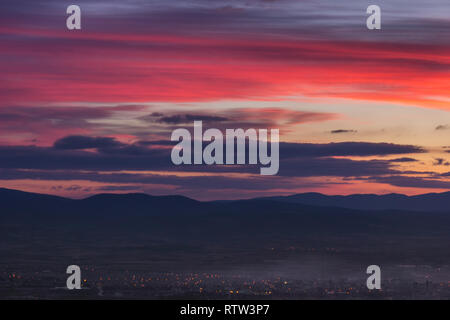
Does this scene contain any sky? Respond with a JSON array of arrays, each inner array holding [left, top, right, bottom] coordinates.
[[0, 0, 449, 200]]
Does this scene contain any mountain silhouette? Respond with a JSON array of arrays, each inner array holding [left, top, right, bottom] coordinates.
[[1, 188, 449, 240], [257, 192, 450, 212], [4, 187, 450, 215]]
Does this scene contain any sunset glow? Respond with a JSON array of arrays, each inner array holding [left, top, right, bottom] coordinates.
[[0, 0, 449, 199]]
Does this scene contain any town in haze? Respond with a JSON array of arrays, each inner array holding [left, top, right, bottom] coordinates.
[[0, 0, 449, 300]]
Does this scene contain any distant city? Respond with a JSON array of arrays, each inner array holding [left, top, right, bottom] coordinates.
[[2, 262, 449, 299]]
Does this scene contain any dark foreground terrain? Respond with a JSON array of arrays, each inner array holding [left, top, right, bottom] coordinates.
[[1, 188, 449, 299]]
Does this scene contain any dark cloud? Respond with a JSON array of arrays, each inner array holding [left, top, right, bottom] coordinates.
[[0, 145, 168, 171], [54, 135, 125, 150], [0, 137, 428, 188], [433, 158, 450, 166], [146, 113, 230, 124], [280, 142, 424, 159], [389, 157, 419, 162], [148, 112, 164, 117], [0, 135, 437, 194], [0, 105, 147, 143], [435, 124, 450, 130], [0, 138, 426, 171], [0, 159, 431, 194], [140, 108, 336, 129], [0, 168, 301, 191], [0, 105, 143, 124], [278, 158, 396, 177], [330, 129, 357, 134]]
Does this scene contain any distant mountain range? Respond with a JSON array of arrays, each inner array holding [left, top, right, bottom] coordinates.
[[257, 192, 450, 212], [1, 187, 450, 251], [1, 188, 450, 217]]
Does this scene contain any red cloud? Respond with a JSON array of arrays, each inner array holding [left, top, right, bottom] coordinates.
[[0, 27, 448, 109]]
